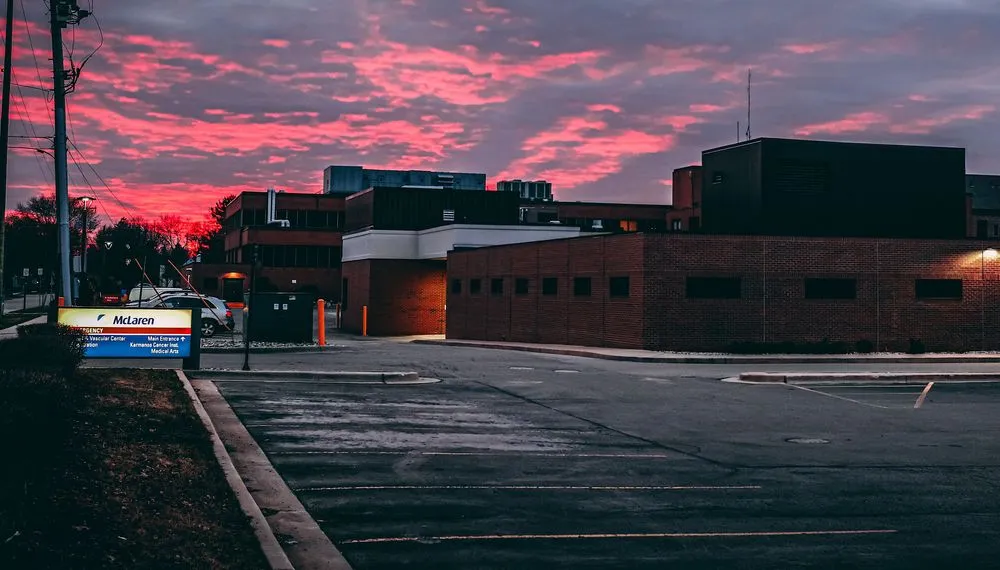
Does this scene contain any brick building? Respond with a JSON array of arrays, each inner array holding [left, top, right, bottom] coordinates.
[[190, 190, 345, 303], [447, 233, 1000, 353], [667, 165, 702, 231], [340, 187, 580, 336], [519, 201, 670, 233]]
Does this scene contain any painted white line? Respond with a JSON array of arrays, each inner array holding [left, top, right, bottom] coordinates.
[[791, 384, 889, 409], [509, 366, 535, 371], [554, 369, 580, 374], [299, 484, 761, 492], [914, 381, 935, 409], [505, 380, 543, 385], [341, 528, 899, 545], [270, 451, 678, 458]]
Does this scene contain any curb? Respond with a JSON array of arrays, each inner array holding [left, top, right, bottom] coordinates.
[[190, 377, 354, 570], [175, 370, 294, 570], [412, 339, 1000, 364], [188, 369, 420, 382], [739, 372, 1000, 384]]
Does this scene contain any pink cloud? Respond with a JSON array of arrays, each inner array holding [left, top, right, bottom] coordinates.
[[782, 42, 841, 55], [498, 110, 675, 187], [587, 104, 621, 113], [890, 105, 995, 134], [262, 39, 291, 48], [794, 112, 888, 136], [689, 103, 730, 113]]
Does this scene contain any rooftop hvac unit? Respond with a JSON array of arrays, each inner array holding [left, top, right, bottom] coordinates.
[[443, 209, 456, 222], [592, 220, 604, 230]]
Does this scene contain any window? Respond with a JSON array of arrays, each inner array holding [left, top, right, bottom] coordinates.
[[686, 277, 741, 299], [542, 277, 558, 296], [491, 278, 503, 295], [711, 171, 724, 185], [671, 219, 683, 231], [609, 276, 629, 298], [573, 277, 592, 296], [915, 279, 962, 300], [470, 278, 482, 294], [515, 278, 529, 295], [805, 278, 856, 300], [202, 277, 219, 291], [451, 279, 462, 294], [619, 220, 638, 232]]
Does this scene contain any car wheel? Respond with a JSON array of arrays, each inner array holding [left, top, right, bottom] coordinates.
[[201, 319, 217, 338]]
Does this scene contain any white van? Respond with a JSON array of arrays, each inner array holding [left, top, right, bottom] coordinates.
[[124, 286, 186, 307]]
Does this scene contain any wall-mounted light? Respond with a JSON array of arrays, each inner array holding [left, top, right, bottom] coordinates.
[[984, 248, 998, 261]]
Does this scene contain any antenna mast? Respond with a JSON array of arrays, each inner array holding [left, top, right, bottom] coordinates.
[[745, 67, 752, 141]]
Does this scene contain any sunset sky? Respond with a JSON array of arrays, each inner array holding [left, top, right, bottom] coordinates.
[[5, 0, 1000, 224]]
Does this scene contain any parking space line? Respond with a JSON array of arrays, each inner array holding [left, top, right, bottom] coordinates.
[[509, 367, 535, 371], [791, 384, 889, 409], [299, 484, 761, 492], [914, 382, 935, 409], [554, 369, 580, 374], [270, 451, 680, 458], [341, 528, 898, 545]]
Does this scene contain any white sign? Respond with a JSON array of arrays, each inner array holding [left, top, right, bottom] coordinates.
[[36, 268, 43, 276], [58, 308, 193, 358], [22, 268, 28, 277]]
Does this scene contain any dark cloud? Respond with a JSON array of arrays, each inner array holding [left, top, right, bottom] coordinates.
[[4, 0, 999, 219]]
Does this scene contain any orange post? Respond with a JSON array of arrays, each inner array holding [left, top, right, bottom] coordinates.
[[57, 296, 65, 307], [317, 299, 326, 346], [362, 305, 368, 337]]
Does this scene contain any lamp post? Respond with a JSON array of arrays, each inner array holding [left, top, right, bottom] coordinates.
[[76, 196, 96, 275]]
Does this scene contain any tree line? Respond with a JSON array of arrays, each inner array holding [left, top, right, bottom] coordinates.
[[2, 194, 234, 298]]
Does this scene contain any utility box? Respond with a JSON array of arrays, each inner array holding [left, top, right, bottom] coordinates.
[[248, 292, 314, 343]]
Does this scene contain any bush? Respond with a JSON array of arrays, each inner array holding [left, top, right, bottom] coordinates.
[[3, 323, 86, 378], [907, 338, 926, 354], [856, 339, 875, 353], [726, 339, 852, 355]]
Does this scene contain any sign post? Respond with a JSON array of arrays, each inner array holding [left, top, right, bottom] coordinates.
[[182, 308, 201, 370]]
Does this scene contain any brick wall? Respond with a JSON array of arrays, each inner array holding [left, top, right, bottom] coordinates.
[[447, 234, 645, 348], [341, 259, 446, 336], [447, 232, 1000, 353]]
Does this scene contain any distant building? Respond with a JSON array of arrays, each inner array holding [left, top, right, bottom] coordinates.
[[666, 166, 702, 232], [497, 179, 553, 201], [701, 137, 967, 239], [323, 165, 486, 194], [967, 174, 1000, 238]]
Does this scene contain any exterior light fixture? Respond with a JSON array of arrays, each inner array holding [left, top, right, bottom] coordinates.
[[984, 249, 999, 260]]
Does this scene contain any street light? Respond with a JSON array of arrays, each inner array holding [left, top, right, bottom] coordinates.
[[76, 196, 96, 275]]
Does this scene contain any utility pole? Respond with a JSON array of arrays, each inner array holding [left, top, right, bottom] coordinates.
[[0, 0, 15, 317], [50, 0, 72, 305]]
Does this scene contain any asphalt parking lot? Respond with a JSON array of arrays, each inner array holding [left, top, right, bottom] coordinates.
[[211, 342, 1000, 569]]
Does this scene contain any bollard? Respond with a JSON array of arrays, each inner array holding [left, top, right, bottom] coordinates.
[[57, 296, 65, 307], [362, 305, 368, 337], [336, 303, 342, 330], [317, 299, 326, 346]]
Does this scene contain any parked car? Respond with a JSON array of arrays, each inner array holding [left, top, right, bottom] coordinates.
[[147, 293, 234, 338], [124, 286, 186, 307]]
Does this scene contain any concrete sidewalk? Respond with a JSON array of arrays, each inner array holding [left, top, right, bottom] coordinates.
[[411, 338, 1000, 364], [0, 315, 46, 339]]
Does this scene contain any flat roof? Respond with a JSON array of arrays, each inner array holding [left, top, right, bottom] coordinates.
[[703, 136, 966, 155]]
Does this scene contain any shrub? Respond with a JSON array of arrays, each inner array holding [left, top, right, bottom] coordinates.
[[855, 339, 875, 353], [907, 338, 927, 354], [5, 323, 86, 378], [726, 339, 852, 355]]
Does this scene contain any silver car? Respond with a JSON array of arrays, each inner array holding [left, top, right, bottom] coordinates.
[[148, 293, 235, 337]]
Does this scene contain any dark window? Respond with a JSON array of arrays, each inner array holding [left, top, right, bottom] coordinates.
[[805, 278, 856, 300], [470, 278, 482, 294], [671, 219, 682, 231], [978, 220, 989, 238], [686, 277, 741, 299], [515, 278, 529, 295], [542, 277, 558, 295], [342, 278, 348, 310], [451, 279, 462, 294], [202, 277, 219, 291], [491, 278, 503, 295], [916, 279, 962, 300], [609, 276, 629, 298], [573, 277, 592, 296]]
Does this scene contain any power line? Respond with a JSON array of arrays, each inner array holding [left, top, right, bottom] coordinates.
[[67, 138, 134, 220], [17, 0, 53, 123]]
